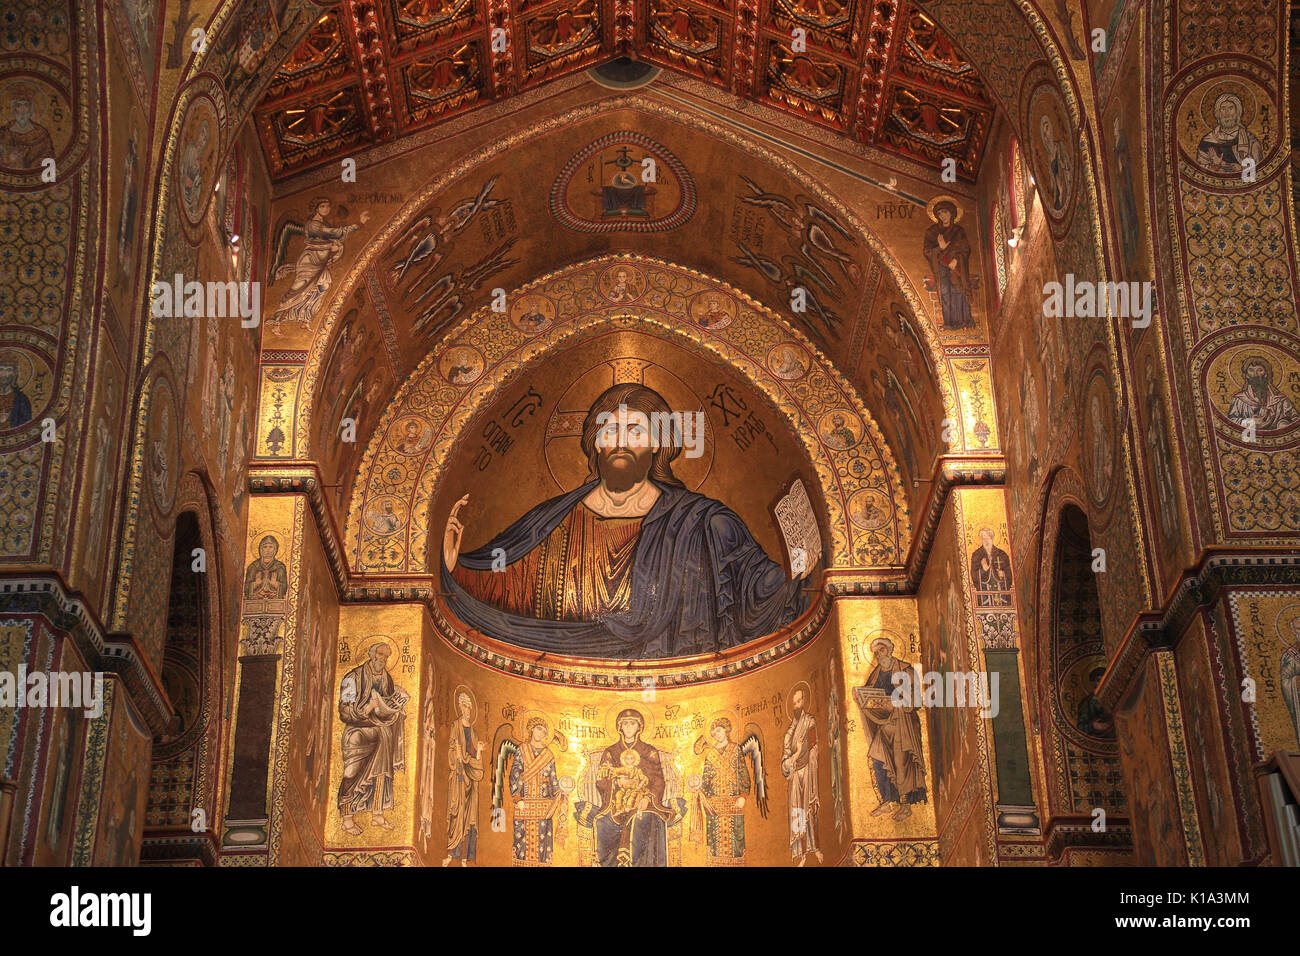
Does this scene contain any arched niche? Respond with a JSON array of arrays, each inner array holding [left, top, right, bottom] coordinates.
[[345, 256, 911, 583], [1028, 471, 1132, 858], [140, 472, 226, 865]]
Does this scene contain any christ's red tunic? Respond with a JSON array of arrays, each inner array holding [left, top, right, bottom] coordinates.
[[452, 503, 642, 621]]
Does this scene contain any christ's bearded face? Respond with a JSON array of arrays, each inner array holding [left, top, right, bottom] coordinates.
[[595, 412, 654, 494]]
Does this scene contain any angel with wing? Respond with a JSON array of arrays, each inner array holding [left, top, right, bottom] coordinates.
[[490, 714, 571, 866], [267, 197, 370, 335], [688, 715, 768, 866]]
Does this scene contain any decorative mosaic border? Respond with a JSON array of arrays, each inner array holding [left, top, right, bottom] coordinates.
[[850, 839, 940, 867], [324, 848, 417, 866], [1042, 822, 1135, 861], [218, 851, 269, 867], [69, 676, 113, 867], [428, 584, 834, 689], [1156, 650, 1205, 866], [344, 255, 912, 574], [139, 833, 219, 866], [0, 576, 170, 734]]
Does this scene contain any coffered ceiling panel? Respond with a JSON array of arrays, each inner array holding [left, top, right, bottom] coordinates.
[[253, 0, 993, 179]]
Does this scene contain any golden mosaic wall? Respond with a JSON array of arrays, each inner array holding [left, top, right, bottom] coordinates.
[[325, 603, 863, 866]]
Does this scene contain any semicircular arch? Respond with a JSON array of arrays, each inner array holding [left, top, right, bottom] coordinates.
[[344, 255, 912, 575], [295, 95, 961, 460]]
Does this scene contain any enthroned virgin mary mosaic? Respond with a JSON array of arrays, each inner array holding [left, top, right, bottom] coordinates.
[[439, 381, 817, 660]]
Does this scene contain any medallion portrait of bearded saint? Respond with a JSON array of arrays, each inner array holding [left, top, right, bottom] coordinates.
[[441, 383, 815, 659], [1226, 357, 1299, 431], [1196, 92, 1263, 174]]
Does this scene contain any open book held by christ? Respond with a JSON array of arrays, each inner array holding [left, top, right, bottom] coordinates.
[[440, 384, 818, 660], [773, 479, 822, 580]]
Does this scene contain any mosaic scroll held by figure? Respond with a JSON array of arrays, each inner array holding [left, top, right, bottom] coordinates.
[[441, 381, 819, 660]]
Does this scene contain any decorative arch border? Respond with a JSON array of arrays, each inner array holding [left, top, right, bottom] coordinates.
[[1045, 504, 1121, 755], [294, 94, 960, 458], [110, 68, 234, 629], [344, 255, 912, 575], [426, 578, 836, 689], [1030, 468, 1134, 860]]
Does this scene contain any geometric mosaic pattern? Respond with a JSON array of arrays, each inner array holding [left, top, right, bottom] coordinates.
[[253, 0, 992, 178]]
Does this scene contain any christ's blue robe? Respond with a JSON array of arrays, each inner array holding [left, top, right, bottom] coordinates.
[[441, 480, 809, 659]]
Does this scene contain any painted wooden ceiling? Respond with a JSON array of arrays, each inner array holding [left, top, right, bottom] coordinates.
[[253, 0, 994, 180]]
